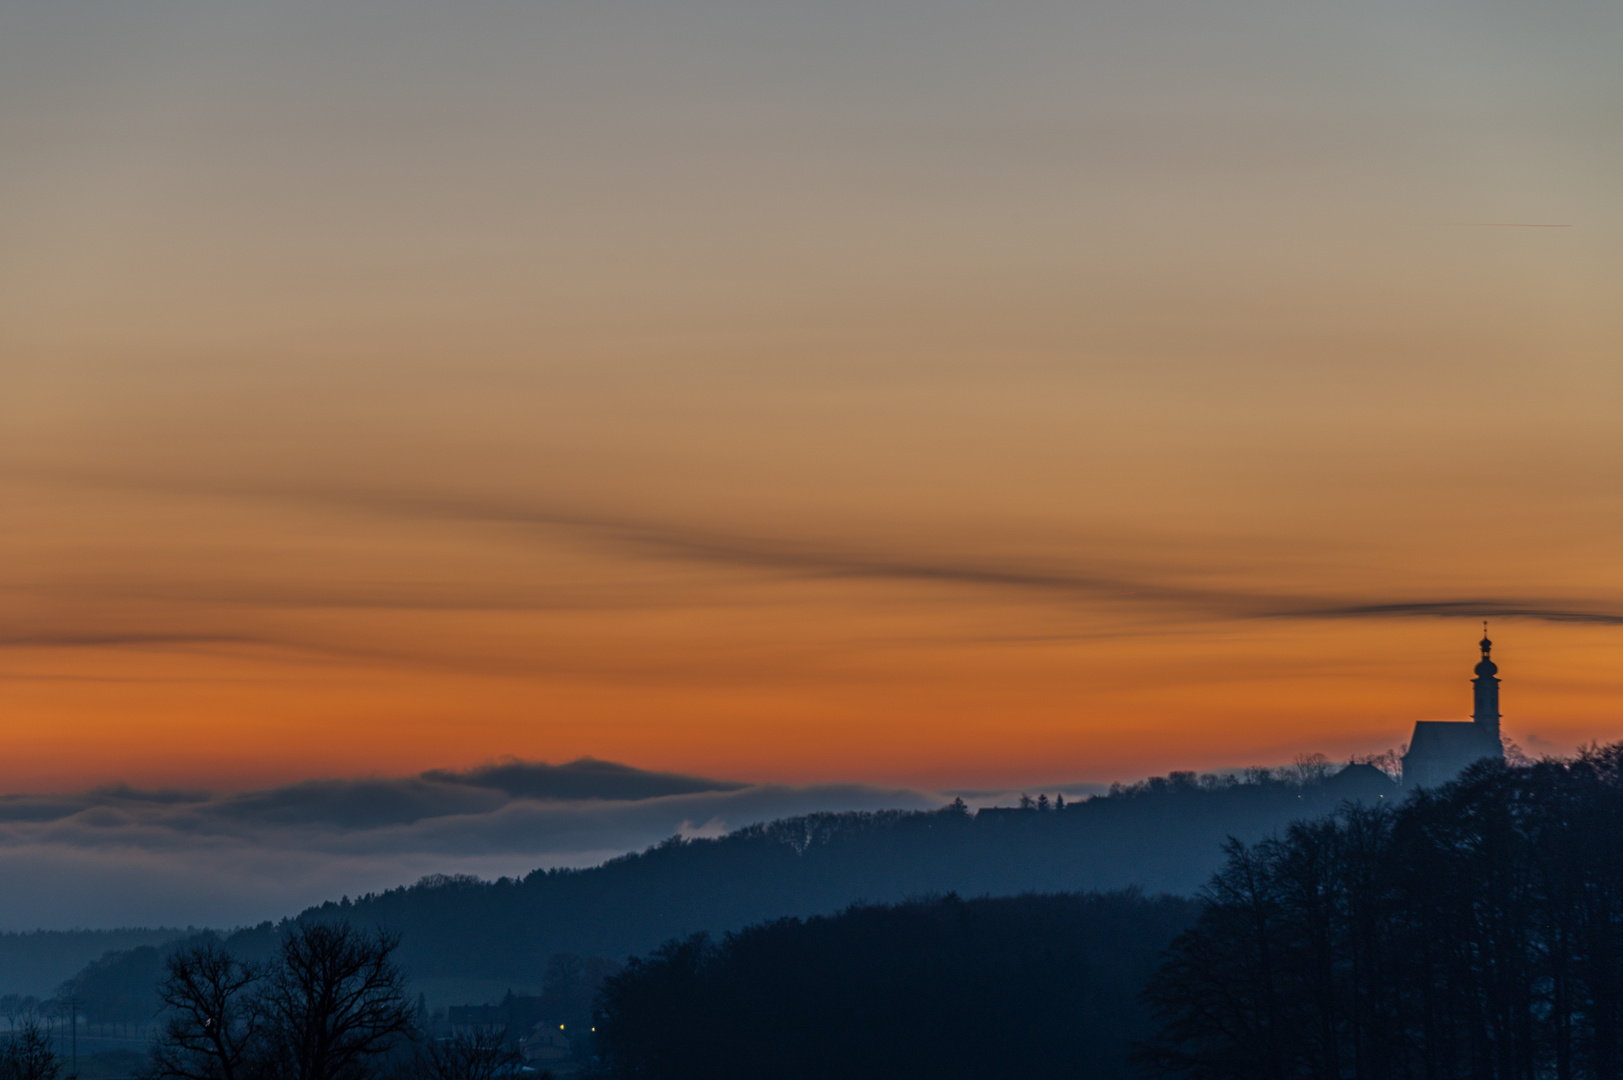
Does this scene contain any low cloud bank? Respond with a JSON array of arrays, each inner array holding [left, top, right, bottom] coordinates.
[[0, 759, 933, 931]]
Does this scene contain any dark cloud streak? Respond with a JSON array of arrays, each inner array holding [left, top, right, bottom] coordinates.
[[425, 758, 747, 801], [1287, 601, 1623, 626], [10, 471, 1623, 648]]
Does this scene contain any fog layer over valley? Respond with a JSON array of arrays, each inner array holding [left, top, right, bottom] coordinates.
[[0, 759, 932, 934]]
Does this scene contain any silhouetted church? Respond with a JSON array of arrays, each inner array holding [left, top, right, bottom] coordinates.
[[1401, 630, 1505, 789]]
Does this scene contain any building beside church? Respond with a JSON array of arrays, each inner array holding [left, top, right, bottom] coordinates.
[[1401, 631, 1505, 789]]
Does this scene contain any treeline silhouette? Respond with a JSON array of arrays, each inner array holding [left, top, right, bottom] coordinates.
[[57, 928, 280, 1033], [1140, 744, 1623, 1079], [0, 930, 189, 1000], [593, 891, 1201, 1080], [301, 762, 1391, 982]]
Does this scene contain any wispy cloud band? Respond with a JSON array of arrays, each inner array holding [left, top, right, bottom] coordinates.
[[10, 472, 1623, 649], [0, 759, 934, 931]]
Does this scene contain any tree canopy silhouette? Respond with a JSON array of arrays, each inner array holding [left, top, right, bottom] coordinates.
[[1139, 744, 1623, 1079]]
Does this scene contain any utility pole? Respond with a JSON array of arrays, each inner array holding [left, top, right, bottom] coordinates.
[[68, 996, 78, 1080]]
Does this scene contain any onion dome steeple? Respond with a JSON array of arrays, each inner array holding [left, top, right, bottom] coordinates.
[[1472, 622, 1501, 741], [1475, 631, 1498, 677]]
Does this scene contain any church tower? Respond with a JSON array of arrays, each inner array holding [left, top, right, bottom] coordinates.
[[1401, 628, 1506, 788], [1472, 626, 1501, 743]]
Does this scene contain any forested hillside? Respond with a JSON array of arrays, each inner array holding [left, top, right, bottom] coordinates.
[[306, 761, 1392, 981], [51, 761, 1390, 1027]]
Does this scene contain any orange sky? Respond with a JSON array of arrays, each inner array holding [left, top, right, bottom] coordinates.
[[3, 0, 1621, 794]]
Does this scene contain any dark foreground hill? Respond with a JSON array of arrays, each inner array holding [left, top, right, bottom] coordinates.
[[592, 747, 1623, 1080], [595, 891, 1201, 1080], [307, 762, 1393, 982]]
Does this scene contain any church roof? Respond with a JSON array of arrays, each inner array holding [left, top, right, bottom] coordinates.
[[1403, 721, 1502, 788], [1406, 720, 1498, 759], [1325, 762, 1396, 801]]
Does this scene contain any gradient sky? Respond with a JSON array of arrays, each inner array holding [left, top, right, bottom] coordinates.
[[3, 0, 1621, 796]]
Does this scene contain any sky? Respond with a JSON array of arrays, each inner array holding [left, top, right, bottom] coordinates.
[[3, 0, 1622, 831]]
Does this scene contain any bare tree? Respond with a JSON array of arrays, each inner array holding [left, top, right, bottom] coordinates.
[[1287, 751, 1333, 786], [0, 1018, 61, 1080], [409, 1032, 521, 1080], [259, 925, 413, 1080], [0, 1000, 40, 1036], [147, 943, 264, 1080], [1352, 747, 1403, 781]]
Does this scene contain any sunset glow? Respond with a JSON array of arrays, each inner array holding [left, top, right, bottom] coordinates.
[[4, 0, 1621, 798]]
